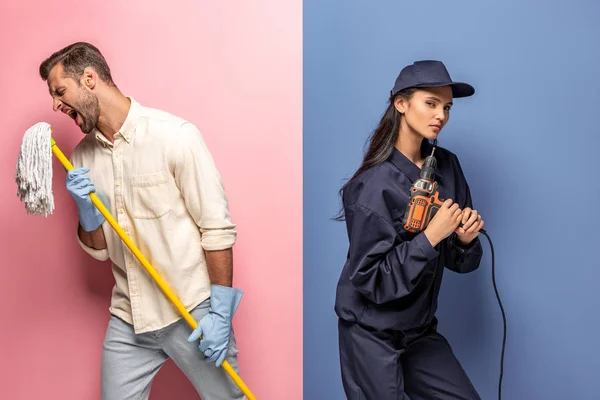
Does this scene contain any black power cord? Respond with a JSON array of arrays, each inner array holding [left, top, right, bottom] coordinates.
[[478, 229, 506, 400]]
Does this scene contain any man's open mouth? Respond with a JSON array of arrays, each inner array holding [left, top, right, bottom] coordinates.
[[67, 109, 78, 120]]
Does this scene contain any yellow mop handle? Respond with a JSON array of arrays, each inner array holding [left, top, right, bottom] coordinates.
[[50, 137, 256, 400]]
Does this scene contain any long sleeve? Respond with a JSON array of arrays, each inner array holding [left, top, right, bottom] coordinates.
[[445, 155, 483, 273], [346, 203, 440, 304], [446, 232, 482, 273], [172, 122, 237, 251]]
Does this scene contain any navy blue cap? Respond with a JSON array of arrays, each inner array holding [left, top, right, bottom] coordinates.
[[390, 60, 474, 98]]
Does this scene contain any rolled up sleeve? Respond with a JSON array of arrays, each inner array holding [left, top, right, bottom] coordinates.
[[75, 228, 110, 261], [172, 122, 236, 251]]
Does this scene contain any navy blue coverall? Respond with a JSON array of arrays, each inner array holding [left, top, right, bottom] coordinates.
[[335, 140, 483, 400]]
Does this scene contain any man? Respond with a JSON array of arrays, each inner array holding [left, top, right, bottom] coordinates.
[[39, 41, 245, 400]]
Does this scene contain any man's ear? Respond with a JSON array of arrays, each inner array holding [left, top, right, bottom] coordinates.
[[81, 67, 97, 89]]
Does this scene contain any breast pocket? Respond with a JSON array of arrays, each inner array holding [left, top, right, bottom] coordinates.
[[129, 170, 172, 219]]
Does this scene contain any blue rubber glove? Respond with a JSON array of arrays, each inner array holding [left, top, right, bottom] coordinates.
[[187, 284, 243, 367], [65, 167, 105, 232]]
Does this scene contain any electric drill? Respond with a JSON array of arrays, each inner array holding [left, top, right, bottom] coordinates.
[[402, 146, 444, 233]]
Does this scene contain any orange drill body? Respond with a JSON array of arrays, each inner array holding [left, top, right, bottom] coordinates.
[[402, 146, 443, 233]]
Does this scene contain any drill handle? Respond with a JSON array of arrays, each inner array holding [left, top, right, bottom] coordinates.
[[402, 186, 443, 233]]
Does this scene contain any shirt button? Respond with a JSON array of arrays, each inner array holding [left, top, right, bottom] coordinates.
[[132, 290, 137, 295], [128, 262, 132, 269], [118, 209, 124, 214], [115, 180, 121, 187], [114, 152, 120, 157]]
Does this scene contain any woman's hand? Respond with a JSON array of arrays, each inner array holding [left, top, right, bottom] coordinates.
[[424, 198, 462, 247], [456, 207, 484, 245]]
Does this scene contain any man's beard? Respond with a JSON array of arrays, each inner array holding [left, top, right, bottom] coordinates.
[[76, 90, 101, 134]]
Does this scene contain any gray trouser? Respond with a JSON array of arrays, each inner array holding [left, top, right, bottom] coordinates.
[[101, 299, 244, 400]]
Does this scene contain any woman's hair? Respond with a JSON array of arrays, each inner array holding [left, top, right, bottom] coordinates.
[[333, 87, 417, 221]]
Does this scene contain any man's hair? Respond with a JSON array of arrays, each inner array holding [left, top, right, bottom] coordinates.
[[39, 42, 115, 86]]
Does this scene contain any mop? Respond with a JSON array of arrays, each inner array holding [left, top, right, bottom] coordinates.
[[15, 122, 257, 400], [15, 122, 54, 217]]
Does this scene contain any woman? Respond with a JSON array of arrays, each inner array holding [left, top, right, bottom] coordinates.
[[334, 60, 485, 399]]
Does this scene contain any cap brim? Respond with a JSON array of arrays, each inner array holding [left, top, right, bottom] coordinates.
[[448, 82, 475, 98], [410, 81, 475, 98]]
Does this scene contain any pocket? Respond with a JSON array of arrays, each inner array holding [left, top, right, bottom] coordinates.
[[129, 170, 172, 219]]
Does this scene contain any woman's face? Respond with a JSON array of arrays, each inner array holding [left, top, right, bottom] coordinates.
[[394, 86, 453, 141]]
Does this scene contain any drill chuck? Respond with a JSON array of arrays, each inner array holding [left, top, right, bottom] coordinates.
[[420, 147, 437, 181]]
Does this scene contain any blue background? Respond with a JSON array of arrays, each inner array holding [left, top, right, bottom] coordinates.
[[303, 1, 600, 399]]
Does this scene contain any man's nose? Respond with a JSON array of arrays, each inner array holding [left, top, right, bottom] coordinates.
[[53, 98, 62, 112]]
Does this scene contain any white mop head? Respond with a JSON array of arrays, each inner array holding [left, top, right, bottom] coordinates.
[[15, 122, 55, 217]]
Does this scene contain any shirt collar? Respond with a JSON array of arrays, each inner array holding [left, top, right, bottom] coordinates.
[[94, 96, 140, 146], [388, 139, 444, 183]]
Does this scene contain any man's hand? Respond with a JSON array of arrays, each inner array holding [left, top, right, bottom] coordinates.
[[187, 284, 243, 367], [456, 207, 484, 245], [65, 167, 105, 231]]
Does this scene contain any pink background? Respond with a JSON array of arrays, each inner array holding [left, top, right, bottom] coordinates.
[[0, 1, 302, 399]]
